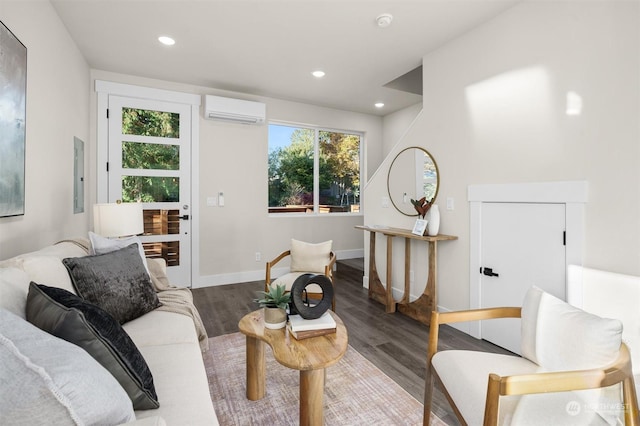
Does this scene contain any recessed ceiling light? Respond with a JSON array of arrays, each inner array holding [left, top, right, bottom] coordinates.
[[375, 102, 385, 108], [158, 36, 175, 46], [312, 70, 325, 78]]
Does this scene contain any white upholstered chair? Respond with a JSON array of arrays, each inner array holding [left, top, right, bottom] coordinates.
[[424, 286, 639, 426], [568, 264, 640, 410], [265, 239, 337, 310]]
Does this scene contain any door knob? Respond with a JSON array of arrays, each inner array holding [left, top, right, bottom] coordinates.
[[481, 267, 499, 277]]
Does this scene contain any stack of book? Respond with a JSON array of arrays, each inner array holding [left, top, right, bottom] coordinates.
[[287, 312, 337, 340]]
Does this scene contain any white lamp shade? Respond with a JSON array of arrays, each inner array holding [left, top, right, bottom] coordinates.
[[93, 202, 144, 237]]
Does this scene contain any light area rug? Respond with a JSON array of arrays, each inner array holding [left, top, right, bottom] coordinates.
[[203, 332, 447, 425]]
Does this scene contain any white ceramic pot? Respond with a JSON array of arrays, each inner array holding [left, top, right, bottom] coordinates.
[[263, 307, 287, 329]]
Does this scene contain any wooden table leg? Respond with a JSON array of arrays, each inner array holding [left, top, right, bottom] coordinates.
[[245, 336, 265, 400], [385, 234, 396, 313], [368, 231, 387, 307], [300, 369, 325, 426], [401, 238, 411, 304], [398, 240, 438, 325]]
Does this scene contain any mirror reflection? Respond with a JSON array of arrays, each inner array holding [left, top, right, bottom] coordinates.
[[387, 147, 439, 216]]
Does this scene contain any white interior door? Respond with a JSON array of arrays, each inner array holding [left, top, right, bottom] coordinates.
[[480, 202, 566, 354], [107, 95, 192, 286]]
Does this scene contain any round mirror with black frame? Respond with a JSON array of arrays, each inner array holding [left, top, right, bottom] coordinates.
[[387, 147, 439, 216]]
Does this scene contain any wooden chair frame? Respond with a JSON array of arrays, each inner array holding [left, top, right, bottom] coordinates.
[[424, 307, 640, 426], [265, 250, 337, 310]]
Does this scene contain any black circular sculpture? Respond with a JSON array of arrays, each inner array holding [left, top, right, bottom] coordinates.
[[289, 273, 333, 319]]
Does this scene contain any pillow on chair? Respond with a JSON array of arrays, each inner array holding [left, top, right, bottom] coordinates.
[[290, 239, 332, 273], [521, 286, 623, 370], [520, 286, 624, 425]]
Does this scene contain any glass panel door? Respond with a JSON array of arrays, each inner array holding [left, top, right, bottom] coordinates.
[[107, 96, 191, 286]]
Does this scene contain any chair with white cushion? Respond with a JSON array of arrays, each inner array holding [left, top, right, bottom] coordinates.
[[568, 264, 640, 404], [424, 286, 639, 426], [265, 239, 336, 310]]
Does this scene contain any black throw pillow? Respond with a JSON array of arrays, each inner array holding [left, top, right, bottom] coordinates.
[[62, 244, 161, 324], [26, 282, 160, 410]]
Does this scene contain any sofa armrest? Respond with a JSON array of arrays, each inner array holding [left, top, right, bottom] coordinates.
[[147, 258, 167, 275], [120, 416, 167, 426], [121, 416, 167, 426]]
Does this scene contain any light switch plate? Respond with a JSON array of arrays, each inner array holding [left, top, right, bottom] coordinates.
[[446, 197, 454, 210]]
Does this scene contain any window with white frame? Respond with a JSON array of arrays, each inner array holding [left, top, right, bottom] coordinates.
[[268, 123, 362, 214]]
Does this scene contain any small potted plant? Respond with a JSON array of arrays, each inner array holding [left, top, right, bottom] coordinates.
[[254, 284, 291, 329]]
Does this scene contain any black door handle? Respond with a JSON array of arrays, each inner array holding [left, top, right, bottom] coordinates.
[[481, 267, 499, 277], [178, 215, 189, 220]]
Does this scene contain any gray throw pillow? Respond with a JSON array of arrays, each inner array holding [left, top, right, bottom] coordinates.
[[0, 308, 136, 425], [62, 243, 161, 324], [26, 282, 160, 410]]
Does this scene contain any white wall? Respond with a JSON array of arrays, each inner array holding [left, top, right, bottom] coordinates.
[[381, 102, 422, 158], [0, 0, 90, 259], [363, 1, 640, 312], [89, 70, 382, 286]]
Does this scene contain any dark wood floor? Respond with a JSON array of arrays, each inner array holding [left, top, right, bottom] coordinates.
[[192, 259, 511, 425]]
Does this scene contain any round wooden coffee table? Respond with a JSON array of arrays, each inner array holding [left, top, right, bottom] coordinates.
[[238, 309, 348, 426]]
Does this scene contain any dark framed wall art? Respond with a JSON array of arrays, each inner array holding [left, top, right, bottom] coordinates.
[[0, 20, 27, 217]]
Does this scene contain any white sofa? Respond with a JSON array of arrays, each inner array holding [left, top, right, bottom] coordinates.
[[0, 240, 219, 426]]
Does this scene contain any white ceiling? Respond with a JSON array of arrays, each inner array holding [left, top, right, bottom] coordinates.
[[51, 0, 518, 115]]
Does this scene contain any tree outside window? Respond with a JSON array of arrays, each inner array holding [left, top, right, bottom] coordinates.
[[121, 107, 180, 202], [268, 124, 361, 214]]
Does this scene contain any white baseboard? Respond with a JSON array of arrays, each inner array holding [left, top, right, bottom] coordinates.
[[195, 268, 267, 288], [337, 248, 364, 259], [195, 248, 364, 288]]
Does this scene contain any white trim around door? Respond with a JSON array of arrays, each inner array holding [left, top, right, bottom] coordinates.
[[95, 80, 201, 287], [467, 180, 588, 338]]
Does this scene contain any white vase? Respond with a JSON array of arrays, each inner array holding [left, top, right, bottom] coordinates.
[[427, 204, 440, 236]]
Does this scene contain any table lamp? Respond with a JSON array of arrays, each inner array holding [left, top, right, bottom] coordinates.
[[93, 201, 143, 237]]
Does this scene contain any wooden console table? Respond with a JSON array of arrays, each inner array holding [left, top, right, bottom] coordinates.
[[355, 225, 457, 325]]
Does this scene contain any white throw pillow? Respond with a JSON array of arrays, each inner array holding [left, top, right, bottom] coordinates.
[[89, 231, 150, 275], [289, 239, 332, 273], [520, 286, 624, 425], [20, 256, 78, 294], [521, 286, 622, 370], [0, 309, 135, 425]]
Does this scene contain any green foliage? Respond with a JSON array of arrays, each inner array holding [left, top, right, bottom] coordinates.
[[123, 142, 179, 170], [254, 284, 291, 310], [319, 130, 360, 201], [279, 133, 314, 191], [268, 126, 360, 209], [122, 108, 179, 138], [119, 108, 181, 202], [122, 176, 179, 203]]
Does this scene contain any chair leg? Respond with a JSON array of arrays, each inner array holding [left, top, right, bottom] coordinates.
[[483, 374, 501, 426], [423, 367, 435, 426], [623, 376, 640, 426]]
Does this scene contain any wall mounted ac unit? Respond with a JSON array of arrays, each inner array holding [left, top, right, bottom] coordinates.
[[203, 95, 266, 125]]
